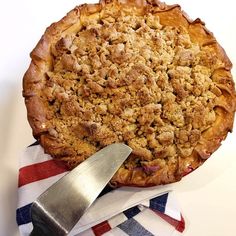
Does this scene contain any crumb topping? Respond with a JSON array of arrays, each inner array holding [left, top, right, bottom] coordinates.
[[42, 7, 225, 175]]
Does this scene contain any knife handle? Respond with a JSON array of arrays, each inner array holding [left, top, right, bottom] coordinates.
[[30, 225, 60, 236], [30, 208, 64, 236], [30, 227, 47, 236]]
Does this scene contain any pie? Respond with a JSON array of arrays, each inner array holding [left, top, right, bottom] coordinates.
[[23, 0, 236, 187]]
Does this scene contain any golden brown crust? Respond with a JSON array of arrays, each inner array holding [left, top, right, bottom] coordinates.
[[23, 0, 236, 187]]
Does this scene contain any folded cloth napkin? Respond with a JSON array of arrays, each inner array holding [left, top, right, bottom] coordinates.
[[16, 142, 185, 236]]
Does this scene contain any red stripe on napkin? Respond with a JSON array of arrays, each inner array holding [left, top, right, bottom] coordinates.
[[18, 160, 69, 187], [154, 211, 185, 233], [92, 220, 111, 236]]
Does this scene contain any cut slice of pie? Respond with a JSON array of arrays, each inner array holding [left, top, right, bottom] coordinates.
[[23, 0, 236, 186]]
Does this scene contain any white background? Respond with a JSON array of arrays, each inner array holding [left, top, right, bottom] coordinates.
[[0, 0, 236, 235]]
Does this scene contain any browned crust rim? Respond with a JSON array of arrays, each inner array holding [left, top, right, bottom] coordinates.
[[23, 0, 236, 187]]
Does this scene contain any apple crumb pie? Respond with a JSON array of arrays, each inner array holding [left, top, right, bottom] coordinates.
[[23, 0, 236, 186]]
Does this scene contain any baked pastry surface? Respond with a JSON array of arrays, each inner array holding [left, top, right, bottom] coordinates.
[[23, 0, 236, 186]]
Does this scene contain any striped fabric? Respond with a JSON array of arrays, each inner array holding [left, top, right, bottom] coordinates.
[[16, 143, 185, 236]]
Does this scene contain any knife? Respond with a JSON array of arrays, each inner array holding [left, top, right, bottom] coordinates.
[[30, 143, 132, 236]]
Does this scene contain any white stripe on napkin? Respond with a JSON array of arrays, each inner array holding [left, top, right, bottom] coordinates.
[[165, 192, 181, 221], [104, 227, 129, 236], [72, 188, 171, 234], [19, 223, 33, 236], [19, 145, 52, 168], [134, 208, 175, 236], [74, 228, 96, 236], [108, 213, 128, 228], [17, 173, 67, 208]]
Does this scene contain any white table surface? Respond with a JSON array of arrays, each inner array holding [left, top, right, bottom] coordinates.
[[0, 0, 236, 235]]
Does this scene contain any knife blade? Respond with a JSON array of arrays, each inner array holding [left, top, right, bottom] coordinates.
[[30, 143, 132, 236]]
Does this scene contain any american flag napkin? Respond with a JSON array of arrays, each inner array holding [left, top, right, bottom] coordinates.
[[16, 142, 185, 236]]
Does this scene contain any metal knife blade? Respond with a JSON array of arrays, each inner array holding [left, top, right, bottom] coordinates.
[[30, 143, 132, 236]]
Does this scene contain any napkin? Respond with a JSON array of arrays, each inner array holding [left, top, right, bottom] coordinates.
[[16, 142, 185, 236]]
